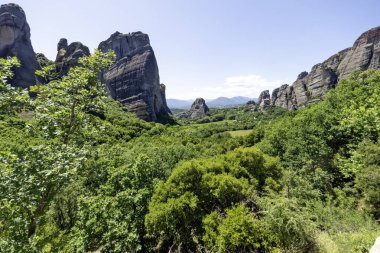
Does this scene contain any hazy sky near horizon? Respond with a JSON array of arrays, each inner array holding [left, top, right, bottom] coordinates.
[[11, 0, 380, 99]]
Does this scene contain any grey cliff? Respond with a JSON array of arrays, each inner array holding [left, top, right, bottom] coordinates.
[[55, 38, 90, 76], [177, 98, 209, 120], [98, 31, 171, 121], [261, 26, 380, 110], [0, 3, 38, 88], [258, 90, 271, 110]]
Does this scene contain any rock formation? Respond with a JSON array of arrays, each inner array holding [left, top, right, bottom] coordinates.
[[261, 26, 380, 110], [338, 27, 380, 78], [246, 100, 256, 106], [36, 53, 52, 68], [98, 31, 171, 121], [246, 100, 257, 111], [271, 84, 295, 110], [177, 98, 209, 120], [0, 3, 38, 88], [55, 38, 90, 76], [258, 90, 271, 110]]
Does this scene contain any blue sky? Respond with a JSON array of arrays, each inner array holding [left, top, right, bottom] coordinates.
[[12, 0, 380, 99]]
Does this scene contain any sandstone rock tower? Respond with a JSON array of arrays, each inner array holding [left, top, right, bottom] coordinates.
[[177, 98, 209, 120], [55, 38, 90, 77], [260, 26, 380, 110], [98, 31, 171, 121], [0, 3, 38, 88]]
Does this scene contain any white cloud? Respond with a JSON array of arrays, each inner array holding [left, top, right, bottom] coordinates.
[[197, 74, 283, 99]]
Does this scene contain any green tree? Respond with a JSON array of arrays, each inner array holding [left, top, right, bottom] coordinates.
[[0, 57, 29, 114], [260, 196, 317, 252], [203, 204, 274, 253], [0, 50, 115, 251], [32, 49, 115, 144], [331, 69, 380, 143], [145, 147, 282, 252], [0, 144, 86, 252], [349, 141, 380, 219], [74, 154, 165, 253]]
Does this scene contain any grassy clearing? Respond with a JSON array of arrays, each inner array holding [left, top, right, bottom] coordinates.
[[19, 111, 34, 119], [228, 129, 252, 137]]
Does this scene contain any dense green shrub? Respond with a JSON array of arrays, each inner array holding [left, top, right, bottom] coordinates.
[[203, 204, 274, 252], [145, 147, 282, 252]]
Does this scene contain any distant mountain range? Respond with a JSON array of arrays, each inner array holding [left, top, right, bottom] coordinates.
[[167, 96, 257, 109], [166, 99, 194, 109], [207, 96, 254, 108]]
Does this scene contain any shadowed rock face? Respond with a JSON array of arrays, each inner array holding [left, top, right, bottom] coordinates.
[[0, 3, 38, 88], [98, 31, 170, 121], [177, 98, 209, 120], [36, 53, 52, 68], [271, 84, 295, 110], [245, 100, 257, 112], [262, 26, 380, 110], [55, 38, 90, 76], [258, 90, 271, 110], [246, 100, 256, 106]]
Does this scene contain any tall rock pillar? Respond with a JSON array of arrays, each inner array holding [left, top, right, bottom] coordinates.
[[98, 31, 171, 121]]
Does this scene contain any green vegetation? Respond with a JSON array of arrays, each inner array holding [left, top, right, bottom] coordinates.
[[228, 129, 253, 137], [0, 54, 379, 252], [145, 147, 281, 252]]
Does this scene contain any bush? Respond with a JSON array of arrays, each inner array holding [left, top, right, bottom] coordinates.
[[145, 147, 282, 252], [203, 204, 274, 252], [260, 196, 318, 252]]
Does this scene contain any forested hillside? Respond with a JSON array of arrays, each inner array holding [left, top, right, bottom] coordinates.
[[0, 52, 379, 252]]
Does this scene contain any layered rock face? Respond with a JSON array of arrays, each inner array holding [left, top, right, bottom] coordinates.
[[258, 90, 271, 110], [263, 26, 380, 110], [98, 31, 170, 121], [271, 84, 294, 110], [55, 38, 90, 76], [338, 27, 380, 78], [0, 3, 38, 88], [177, 98, 209, 120], [0, 4, 171, 122]]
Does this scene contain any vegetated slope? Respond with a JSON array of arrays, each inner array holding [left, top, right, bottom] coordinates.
[[145, 69, 380, 252], [1, 52, 379, 252]]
